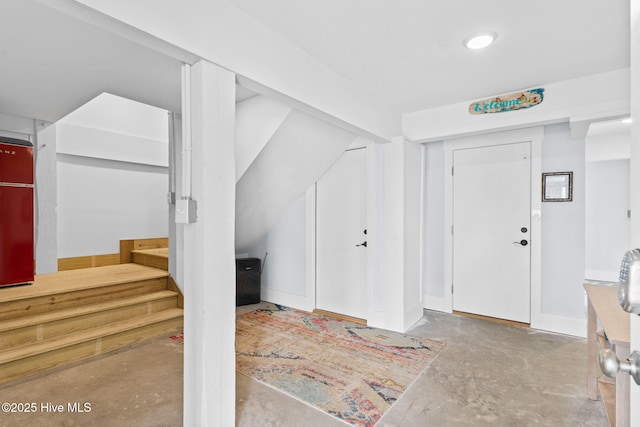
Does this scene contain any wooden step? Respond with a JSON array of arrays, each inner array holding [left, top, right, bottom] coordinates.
[[0, 264, 169, 321], [120, 237, 168, 264], [0, 308, 183, 384], [0, 263, 183, 384], [132, 248, 169, 271], [0, 290, 178, 350]]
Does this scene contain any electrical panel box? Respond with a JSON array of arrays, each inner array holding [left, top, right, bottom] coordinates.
[[175, 199, 197, 224]]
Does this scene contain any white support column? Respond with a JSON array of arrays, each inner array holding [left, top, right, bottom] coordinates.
[[182, 60, 236, 427], [381, 136, 424, 332], [35, 121, 58, 274]]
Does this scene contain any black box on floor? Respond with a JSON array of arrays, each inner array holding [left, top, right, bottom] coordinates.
[[236, 258, 261, 306]]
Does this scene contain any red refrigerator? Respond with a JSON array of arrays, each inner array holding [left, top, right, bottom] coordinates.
[[0, 137, 34, 287]]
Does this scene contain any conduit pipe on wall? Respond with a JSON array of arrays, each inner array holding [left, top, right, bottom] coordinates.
[[167, 111, 176, 205], [181, 63, 192, 199], [176, 63, 197, 223]]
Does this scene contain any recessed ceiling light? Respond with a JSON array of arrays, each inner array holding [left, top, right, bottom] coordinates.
[[622, 117, 632, 124], [464, 31, 497, 50]]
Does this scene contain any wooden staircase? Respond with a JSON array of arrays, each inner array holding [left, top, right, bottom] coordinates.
[[131, 247, 169, 271], [0, 260, 182, 384]]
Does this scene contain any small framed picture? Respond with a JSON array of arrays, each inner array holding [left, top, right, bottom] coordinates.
[[542, 172, 573, 202]]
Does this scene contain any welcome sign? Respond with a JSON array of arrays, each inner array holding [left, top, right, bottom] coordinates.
[[469, 88, 544, 115]]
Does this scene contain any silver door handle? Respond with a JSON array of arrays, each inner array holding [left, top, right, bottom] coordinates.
[[598, 348, 640, 385]]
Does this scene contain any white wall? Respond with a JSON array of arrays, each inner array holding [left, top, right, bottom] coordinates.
[[585, 159, 630, 281], [249, 194, 306, 301], [584, 125, 631, 281], [56, 94, 169, 257], [57, 156, 168, 257], [235, 109, 357, 252], [586, 129, 631, 162], [0, 112, 38, 141], [235, 95, 292, 181], [422, 141, 446, 303], [540, 123, 586, 320], [57, 92, 169, 141]]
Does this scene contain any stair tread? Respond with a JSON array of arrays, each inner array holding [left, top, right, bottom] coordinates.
[[0, 308, 183, 363], [0, 264, 169, 304], [0, 290, 178, 333], [131, 248, 168, 258]]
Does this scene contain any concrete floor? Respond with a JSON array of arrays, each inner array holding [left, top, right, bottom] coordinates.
[[0, 309, 608, 427]]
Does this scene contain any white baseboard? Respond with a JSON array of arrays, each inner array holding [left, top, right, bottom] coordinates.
[[531, 312, 587, 338], [366, 310, 387, 330], [260, 287, 314, 313], [423, 294, 452, 313], [263, 289, 586, 338], [423, 293, 586, 338]]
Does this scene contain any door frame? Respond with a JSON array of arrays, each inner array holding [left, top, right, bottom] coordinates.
[[442, 127, 543, 326], [451, 140, 533, 323]]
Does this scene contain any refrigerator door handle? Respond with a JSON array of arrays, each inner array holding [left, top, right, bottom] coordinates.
[[0, 182, 34, 188]]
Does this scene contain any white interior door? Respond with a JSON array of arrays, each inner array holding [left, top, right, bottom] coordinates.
[[453, 142, 531, 323], [633, 317, 640, 425], [316, 148, 367, 319]]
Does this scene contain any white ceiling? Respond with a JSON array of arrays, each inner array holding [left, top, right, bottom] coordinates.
[[0, 0, 631, 129], [231, 0, 630, 114], [0, 0, 183, 123]]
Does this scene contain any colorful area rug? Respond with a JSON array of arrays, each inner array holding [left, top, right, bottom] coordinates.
[[236, 303, 445, 426], [168, 332, 183, 344]]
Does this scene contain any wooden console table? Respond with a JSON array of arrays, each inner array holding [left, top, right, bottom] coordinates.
[[585, 283, 630, 427]]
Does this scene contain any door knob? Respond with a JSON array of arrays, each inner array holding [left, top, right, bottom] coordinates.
[[356, 241, 367, 248], [598, 348, 640, 385], [513, 240, 528, 246]]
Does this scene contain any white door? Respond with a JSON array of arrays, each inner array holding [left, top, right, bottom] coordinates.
[[453, 142, 531, 323], [316, 148, 367, 319], [633, 317, 640, 424]]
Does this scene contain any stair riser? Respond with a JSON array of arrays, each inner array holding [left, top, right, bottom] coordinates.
[[132, 253, 168, 271], [0, 317, 183, 384], [0, 296, 178, 350], [0, 278, 168, 321]]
